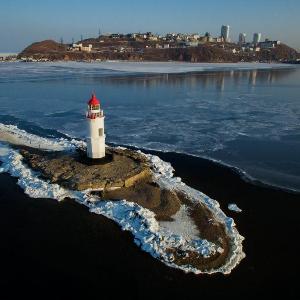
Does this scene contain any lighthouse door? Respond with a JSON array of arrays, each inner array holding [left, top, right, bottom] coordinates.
[[99, 128, 103, 136]]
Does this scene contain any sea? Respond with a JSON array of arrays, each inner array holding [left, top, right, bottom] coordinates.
[[0, 61, 299, 192], [1, 61, 300, 296]]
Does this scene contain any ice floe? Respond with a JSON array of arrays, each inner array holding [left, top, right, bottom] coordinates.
[[0, 61, 292, 80], [93, 61, 292, 74], [228, 203, 243, 213]]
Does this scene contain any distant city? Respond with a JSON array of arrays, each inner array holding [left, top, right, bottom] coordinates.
[[66, 24, 281, 53]]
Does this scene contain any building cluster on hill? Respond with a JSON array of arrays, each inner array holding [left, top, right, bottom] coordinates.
[[68, 25, 227, 54], [69, 43, 93, 52], [238, 31, 281, 53]]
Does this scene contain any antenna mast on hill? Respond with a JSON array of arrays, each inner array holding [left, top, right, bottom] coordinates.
[[81, 34, 83, 42]]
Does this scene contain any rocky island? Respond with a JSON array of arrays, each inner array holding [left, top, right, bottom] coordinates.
[[19, 144, 231, 270], [0, 123, 245, 274]]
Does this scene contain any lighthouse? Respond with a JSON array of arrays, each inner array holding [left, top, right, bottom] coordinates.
[[86, 93, 105, 159]]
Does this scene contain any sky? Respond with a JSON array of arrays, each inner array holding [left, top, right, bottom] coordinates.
[[0, 0, 299, 52]]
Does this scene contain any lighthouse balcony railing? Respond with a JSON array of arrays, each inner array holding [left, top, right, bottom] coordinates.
[[86, 111, 103, 119]]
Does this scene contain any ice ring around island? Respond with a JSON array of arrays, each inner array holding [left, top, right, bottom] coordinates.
[[0, 123, 245, 274]]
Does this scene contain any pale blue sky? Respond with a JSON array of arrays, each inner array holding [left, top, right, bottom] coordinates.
[[0, 0, 299, 52]]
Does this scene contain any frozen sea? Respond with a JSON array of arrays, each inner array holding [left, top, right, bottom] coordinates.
[[0, 61, 299, 191]]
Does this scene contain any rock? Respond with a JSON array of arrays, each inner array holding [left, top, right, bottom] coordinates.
[[124, 169, 151, 187], [20, 147, 151, 191]]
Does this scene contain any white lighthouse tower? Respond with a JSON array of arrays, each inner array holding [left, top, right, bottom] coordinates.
[[86, 93, 105, 159]]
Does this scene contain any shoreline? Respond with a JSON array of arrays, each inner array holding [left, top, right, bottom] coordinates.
[[1, 59, 295, 68], [109, 142, 300, 196]]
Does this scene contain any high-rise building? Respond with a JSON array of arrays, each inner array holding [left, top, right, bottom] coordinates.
[[238, 33, 246, 45], [221, 25, 230, 42], [253, 33, 261, 44]]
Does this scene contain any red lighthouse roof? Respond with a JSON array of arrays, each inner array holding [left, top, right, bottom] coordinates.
[[88, 93, 100, 106]]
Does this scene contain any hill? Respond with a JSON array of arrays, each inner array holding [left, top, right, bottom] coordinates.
[[20, 40, 66, 55], [18, 39, 299, 63]]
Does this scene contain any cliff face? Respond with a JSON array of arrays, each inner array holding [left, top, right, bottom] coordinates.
[[18, 39, 299, 62]]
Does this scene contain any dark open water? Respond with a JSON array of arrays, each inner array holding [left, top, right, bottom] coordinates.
[[1, 149, 299, 298]]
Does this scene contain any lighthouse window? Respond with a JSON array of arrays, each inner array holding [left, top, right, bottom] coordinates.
[[91, 105, 100, 110], [99, 128, 103, 136]]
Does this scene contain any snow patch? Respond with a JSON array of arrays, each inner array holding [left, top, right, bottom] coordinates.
[[160, 205, 199, 240]]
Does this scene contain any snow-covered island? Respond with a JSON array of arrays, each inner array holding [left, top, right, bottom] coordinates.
[[0, 124, 245, 275]]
